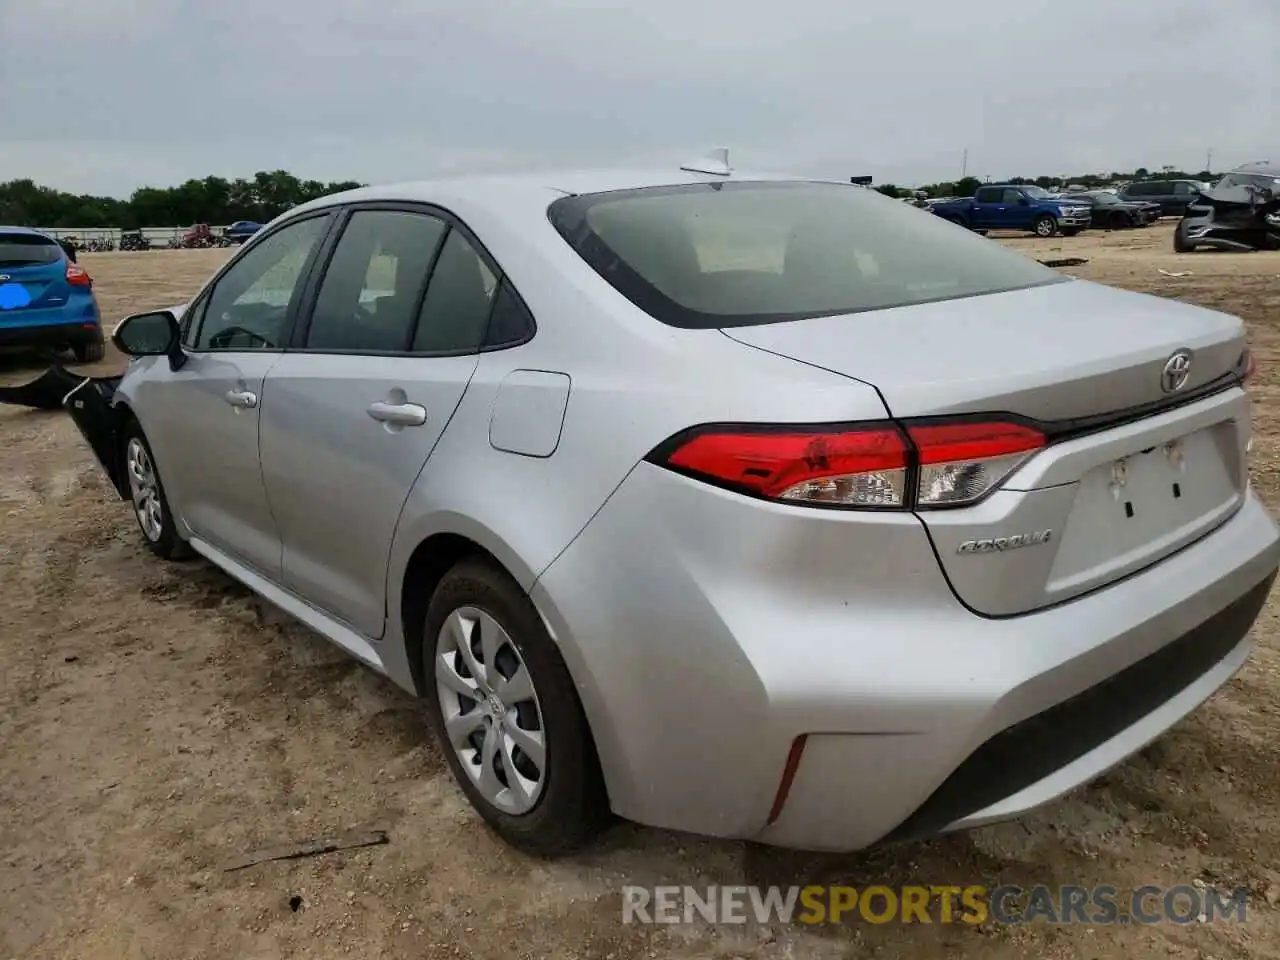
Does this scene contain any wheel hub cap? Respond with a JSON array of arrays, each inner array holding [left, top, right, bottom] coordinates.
[[434, 606, 547, 815]]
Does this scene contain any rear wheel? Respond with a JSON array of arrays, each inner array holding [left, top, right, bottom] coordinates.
[[122, 420, 192, 560], [422, 558, 610, 855], [1033, 215, 1058, 237], [72, 329, 106, 363]]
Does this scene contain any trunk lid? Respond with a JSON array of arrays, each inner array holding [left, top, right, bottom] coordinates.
[[721, 279, 1244, 421], [723, 279, 1251, 615]]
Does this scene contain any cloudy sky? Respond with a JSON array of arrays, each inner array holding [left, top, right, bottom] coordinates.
[[2, 0, 1276, 197]]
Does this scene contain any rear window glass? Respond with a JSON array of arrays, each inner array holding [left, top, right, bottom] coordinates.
[[0, 234, 61, 266], [548, 181, 1062, 329]]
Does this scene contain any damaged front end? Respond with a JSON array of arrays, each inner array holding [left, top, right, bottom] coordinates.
[[0, 365, 131, 499], [1175, 183, 1280, 252]]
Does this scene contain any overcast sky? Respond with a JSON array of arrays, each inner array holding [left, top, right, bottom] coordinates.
[[2, 0, 1276, 196]]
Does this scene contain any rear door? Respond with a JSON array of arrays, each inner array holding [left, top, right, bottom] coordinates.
[[134, 213, 334, 578], [259, 205, 501, 638], [970, 187, 1006, 229]]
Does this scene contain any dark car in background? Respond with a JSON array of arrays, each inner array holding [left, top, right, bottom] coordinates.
[[1116, 179, 1209, 217], [1064, 191, 1160, 229], [224, 221, 263, 244]]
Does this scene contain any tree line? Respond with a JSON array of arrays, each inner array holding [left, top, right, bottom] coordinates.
[[874, 167, 1220, 200], [0, 165, 1224, 228], [0, 171, 365, 229]]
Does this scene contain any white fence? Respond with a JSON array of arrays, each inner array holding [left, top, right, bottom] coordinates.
[[35, 226, 239, 246]]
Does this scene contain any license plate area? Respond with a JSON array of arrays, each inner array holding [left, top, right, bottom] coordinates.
[[1046, 424, 1243, 594]]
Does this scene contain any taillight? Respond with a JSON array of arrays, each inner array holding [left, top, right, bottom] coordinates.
[[662, 424, 909, 507], [650, 418, 1046, 510], [65, 263, 92, 287], [908, 422, 1045, 507], [1240, 347, 1257, 384]]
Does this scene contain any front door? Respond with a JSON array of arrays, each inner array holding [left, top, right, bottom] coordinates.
[[135, 213, 333, 578], [259, 207, 500, 637]]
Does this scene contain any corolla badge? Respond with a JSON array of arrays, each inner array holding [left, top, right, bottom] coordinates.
[[957, 530, 1053, 554], [1161, 349, 1193, 394]]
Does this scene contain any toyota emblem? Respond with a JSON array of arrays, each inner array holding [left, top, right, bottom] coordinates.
[[1161, 350, 1193, 394]]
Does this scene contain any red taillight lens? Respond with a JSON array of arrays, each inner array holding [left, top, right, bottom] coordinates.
[[653, 419, 1046, 510], [908, 421, 1045, 507], [662, 425, 909, 507], [65, 263, 92, 287]]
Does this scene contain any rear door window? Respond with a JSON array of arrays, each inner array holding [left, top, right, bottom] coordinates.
[[411, 230, 499, 353], [974, 187, 1003, 203], [305, 209, 448, 352]]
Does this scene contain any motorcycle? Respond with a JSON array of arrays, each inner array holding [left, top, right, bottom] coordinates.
[[1174, 182, 1280, 253]]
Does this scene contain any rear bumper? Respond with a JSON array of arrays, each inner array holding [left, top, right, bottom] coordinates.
[[534, 463, 1280, 851], [0, 317, 101, 348]]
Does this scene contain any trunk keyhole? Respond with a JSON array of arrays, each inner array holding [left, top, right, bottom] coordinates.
[[1124, 501, 1135, 519], [1172, 483, 1182, 499]]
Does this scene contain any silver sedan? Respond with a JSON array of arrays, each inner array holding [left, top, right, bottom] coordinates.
[[77, 156, 1278, 854]]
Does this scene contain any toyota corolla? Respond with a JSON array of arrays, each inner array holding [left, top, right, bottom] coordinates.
[[67, 156, 1278, 854]]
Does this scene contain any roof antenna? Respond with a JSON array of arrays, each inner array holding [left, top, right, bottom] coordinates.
[[680, 147, 732, 176]]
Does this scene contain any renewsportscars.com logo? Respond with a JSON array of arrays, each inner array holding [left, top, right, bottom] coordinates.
[[622, 884, 1249, 926]]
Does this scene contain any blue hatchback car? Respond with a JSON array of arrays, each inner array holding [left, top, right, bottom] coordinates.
[[0, 227, 106, 362]]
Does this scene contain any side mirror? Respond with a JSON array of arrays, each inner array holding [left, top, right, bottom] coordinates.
[[112, 310, 185, 369]]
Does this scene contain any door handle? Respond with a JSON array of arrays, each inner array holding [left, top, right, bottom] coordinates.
[[367, 401, 427, 427], [225, 389, 257, 408]]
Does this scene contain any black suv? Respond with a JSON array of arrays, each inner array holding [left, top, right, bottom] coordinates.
[[1116, 179, 1210, 217]]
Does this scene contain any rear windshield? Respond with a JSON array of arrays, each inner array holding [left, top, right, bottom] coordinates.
[[0, 233, 61, 266], [548, 181, 1063, 329]]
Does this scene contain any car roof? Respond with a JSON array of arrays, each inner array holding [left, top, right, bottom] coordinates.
[[1229, 160, 1280, 177], [287, 166, 817, 218], [0, 225, 53, 238]]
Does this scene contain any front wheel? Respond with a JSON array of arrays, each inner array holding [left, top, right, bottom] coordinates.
[[422, 558, 610, 855], [1033, 215, 1058, 238], [1173, 220, 1197, 253], [122, 421, 192, 560]]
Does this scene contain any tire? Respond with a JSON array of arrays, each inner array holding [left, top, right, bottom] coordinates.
[[121, 419, 193, 560], [72, 329, 106, 363], [1033, 215, 1058, 238], [422, 557, 609, 856], [1173, 220, 1196, 253]]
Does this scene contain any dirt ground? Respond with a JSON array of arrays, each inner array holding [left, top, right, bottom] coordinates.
[[3, 225, 1280, 960]]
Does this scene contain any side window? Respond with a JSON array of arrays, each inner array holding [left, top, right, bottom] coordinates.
[[1002, 188, 1025, 203], [412, 229, 498, 353], [306, 210, 447, 352], [974, 187, 1002, 203], [196, 215, 328, 350], [483, 279, 535, 348], [180, 295, 206, 347], [1127, 182, 1149, 197], [1173, 181, 1198, 196]]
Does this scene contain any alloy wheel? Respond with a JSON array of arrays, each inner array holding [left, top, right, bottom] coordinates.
[[434, 606, 547, 814]]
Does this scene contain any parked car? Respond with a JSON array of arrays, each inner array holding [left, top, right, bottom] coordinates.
[[1175, 161, 1280, 253], [63, 165, 1276, 855], [1064, 191, 1160, 229], [1116, 179, 1210, 217], [180, 223, 216, 248], [930, 185, 1092, 236], [224, 221, 264, 244], [0, 226, 105, 361]]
